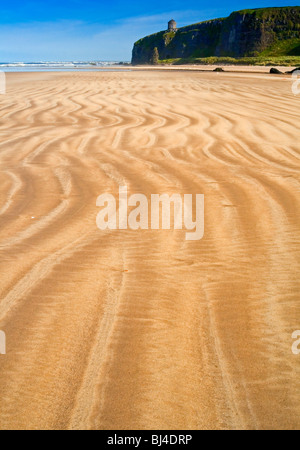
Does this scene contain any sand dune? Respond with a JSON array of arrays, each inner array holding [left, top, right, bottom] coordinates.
[[0, 70, 299, 430]]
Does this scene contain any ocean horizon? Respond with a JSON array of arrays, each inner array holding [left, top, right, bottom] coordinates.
[[0, 61, 129, 72]]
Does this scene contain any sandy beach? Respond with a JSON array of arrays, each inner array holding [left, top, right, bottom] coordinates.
[[0, 69, 299, 430]]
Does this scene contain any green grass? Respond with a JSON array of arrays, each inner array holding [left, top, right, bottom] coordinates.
[[163, 31, 176, 45], [237, 6, 300, 19], [159, 56, 300, 67], [259, 39, 300, 57]]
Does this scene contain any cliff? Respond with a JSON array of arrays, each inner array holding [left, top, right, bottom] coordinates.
[[132, 7, 300, 64]]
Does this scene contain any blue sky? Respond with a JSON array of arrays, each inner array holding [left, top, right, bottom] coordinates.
[[0, 1, 299, 61]]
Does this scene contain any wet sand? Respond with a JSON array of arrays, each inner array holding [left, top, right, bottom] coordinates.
[[0, 70, 299, 430]]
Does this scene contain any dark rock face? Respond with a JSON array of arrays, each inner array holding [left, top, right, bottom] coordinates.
[[132, 7, 300, 64], [216, 11, 275, 57], [132, 21, 224, 64]]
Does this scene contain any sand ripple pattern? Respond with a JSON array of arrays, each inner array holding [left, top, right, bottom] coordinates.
[[0, 71, 299, 430]]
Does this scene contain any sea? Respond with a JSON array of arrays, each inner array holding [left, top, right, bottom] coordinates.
[[0, 61, 130, 72]]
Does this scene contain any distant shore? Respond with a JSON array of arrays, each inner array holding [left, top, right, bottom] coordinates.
[[126, 64, 299, 74], [2, 64, 299, 74]]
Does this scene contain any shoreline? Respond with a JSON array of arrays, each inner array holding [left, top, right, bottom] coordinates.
[[2, 64, 298, 74]]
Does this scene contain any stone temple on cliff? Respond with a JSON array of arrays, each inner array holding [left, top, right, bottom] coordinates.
[[168, 19, 177, 32]]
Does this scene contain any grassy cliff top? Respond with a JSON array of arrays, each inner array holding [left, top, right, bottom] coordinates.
[[237, 6, 300, 15], [134, 6, 300, 45]]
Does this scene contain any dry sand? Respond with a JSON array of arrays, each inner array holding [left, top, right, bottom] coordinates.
[[0, 70, 299, 430]]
